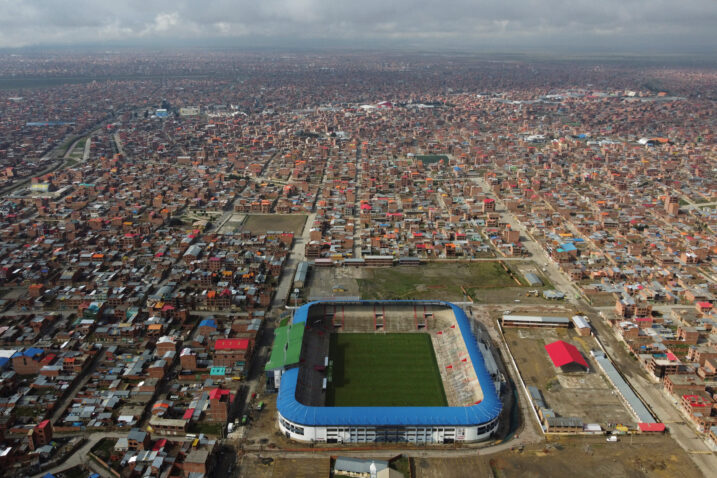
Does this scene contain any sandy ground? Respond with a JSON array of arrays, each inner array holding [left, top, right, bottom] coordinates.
[[504, 327, 637, 427]]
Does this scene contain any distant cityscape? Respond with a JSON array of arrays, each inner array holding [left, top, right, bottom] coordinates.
[[0, 50, 715, 478]]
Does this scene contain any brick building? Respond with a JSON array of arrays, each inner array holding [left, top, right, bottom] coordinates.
[[213, 338, 251, 369]]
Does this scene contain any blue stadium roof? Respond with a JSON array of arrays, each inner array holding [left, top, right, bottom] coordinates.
[[277, 300, 502, 427]]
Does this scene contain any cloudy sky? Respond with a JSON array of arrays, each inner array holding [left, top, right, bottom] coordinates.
[[0, 0, 715, 52]]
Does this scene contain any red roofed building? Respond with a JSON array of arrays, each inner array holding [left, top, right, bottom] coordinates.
[[214, 338, 249, 351], [638, 422, 665, 433], [40, 353, 56, 366], [681, 394, 713, 412], [152, 438, 168, 451], [28, 420, 52, 451], [544, 340, 589, 372], [681, 393, 716, 431], [213, 338, 252, 368], [207, 388, 233, 422], [696, 302, 713, 314], [482, 198, 496, 212]]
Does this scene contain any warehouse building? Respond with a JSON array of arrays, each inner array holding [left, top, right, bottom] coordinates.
[[501, 314, 571, 328]]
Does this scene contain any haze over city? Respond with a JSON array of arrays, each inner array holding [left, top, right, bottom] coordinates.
[[1, 0, 716, 53]]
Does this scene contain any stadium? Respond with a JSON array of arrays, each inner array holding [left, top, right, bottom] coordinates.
[[265, 300, 503, 444]]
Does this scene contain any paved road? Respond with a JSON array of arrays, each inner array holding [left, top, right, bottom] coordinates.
[[31, 432, 206, 478], [590, 316, 717, 476], [1, 109, 129, 197], [83, 135, 92, 161], [683, 201, 717, 210], [593, 304, 694, 312], [469, 177, 717, 475], [471, 307, 544, 447], [31, 432, 124, 478], [113, 132, 126, 158], [468, 177, 582, 304], [272, 212, 316, 308], [425, 257, 530, 262], [49, 346, 105, 424]]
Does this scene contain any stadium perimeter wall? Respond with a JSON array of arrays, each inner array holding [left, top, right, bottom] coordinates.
[[275, 300, 502, 443]]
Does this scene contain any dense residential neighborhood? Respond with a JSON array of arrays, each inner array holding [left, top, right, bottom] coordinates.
[[0, 51, 715, 477]]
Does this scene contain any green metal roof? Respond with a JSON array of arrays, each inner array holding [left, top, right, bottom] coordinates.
[[265, 321, 305, 371]]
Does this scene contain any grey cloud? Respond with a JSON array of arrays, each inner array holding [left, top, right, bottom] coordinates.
[[0, 0, 715, 51]]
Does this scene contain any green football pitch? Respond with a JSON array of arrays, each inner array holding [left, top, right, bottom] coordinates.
[[326, 333, 448, 407]]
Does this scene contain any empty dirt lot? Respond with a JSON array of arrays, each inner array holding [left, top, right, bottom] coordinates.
[[488, 434, 703, 478], [217, 213, 246, 233], [237, 434, 702, 478], [414, 455, 493, 478], [308, 262, 543, 303], [238, 455, 330, 478], [504, 327, 636, 427], [308, 266, 362, 299], [416, 434, 703, 478]]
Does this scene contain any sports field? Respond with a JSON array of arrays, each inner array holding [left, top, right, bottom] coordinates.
[[357, 262, 525, 301], [326, 333, 447, 407], [241, 214, 307, 234]]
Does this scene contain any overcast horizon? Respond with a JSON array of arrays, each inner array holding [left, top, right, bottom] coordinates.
[[0, 0, 716, 54]]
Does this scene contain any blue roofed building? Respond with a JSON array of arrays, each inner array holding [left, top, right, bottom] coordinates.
[[12, 347, 46, 375], [553, 242, 578, 262]]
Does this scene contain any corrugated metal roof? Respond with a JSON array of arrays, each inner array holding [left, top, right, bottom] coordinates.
[[335, 457, 388, 474], [547, 416, 583, 427], [591, 350, 655, 423], [524, 272, 543, 286], [265, 322, 305, 371], [545, 341, 589, 369], [214, 338, 249, 351], [503, 315, 570, 324], [571, 315, 590, 329]]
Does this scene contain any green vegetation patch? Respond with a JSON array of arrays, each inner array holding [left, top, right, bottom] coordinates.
[[62, 466, 93, 478], [12, 405, 41, 417], [391, 456, 412, 476], [415, 154, 449, 164], [241, 214, 307, 234], [91, 437, 116, 461], [326, 333, 447, 407], [188, 421, 224, 436], [358, 262, 524, 301]]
